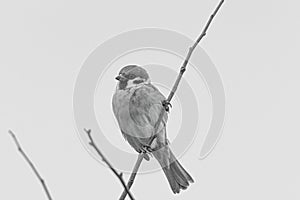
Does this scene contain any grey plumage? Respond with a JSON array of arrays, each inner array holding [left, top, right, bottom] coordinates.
[[112, 65, 194, 194]]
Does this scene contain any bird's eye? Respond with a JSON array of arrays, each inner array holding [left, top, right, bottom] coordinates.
[[127, 74, 135, 79]]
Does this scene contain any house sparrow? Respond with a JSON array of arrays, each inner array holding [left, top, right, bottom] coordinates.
[[112, 65, 194, 194]]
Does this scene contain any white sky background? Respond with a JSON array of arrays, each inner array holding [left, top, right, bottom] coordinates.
[[1, 0, 300, 199]]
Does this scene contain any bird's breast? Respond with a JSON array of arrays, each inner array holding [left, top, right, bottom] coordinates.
[[112, 87, 154, 139], [113, 89, 132, 115]]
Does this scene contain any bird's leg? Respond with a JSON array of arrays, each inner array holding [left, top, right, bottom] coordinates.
[[162, 100, 172, 112]]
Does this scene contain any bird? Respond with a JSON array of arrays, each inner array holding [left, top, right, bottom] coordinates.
[[112, 64, 194, 194]]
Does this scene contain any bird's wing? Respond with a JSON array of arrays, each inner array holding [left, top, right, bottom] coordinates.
[[129, 84, 168, 139], [121, 130, 150, 161]]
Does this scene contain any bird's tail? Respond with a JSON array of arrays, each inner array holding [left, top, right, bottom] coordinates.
[[152, 145, 194, 194]]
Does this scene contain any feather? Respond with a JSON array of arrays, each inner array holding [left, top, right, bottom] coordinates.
[[153, 146, 194, 194]]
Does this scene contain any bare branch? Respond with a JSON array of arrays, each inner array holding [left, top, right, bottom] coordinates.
[[119, 154, 143, 200], [8, 130, 53, 200], [119, 0, 225, 199], [84, 128, 135, 200]]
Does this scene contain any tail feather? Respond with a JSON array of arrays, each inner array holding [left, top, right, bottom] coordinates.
[[153, 147, 194, 194], [162, 167, 181, 193], [170, 163, 189, 189]]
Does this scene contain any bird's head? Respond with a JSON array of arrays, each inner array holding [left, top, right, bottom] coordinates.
[[115, 65, 150, 90]]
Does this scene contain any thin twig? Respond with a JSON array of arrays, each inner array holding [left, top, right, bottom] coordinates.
[[119, 0, 225, 199], [119, 154, 143, 200], [8, 130, 53, 200], [84, 128, 135, 200]]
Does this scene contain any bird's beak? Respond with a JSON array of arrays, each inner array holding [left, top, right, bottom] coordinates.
[[115, 75, 121, 81], [115, 75, 126, 81]]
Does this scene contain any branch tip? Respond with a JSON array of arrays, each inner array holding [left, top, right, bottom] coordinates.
[[8, 130, 53, 200]]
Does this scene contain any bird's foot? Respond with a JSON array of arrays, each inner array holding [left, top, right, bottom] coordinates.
[[165, 139, 170, 145], [140, 147, 151, 161], [162, 100, 172, 112], [141, 145, 153, 154]]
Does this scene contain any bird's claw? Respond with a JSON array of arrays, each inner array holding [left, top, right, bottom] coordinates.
[[162, 100, 172, 112], [141, 145, 153, 154]]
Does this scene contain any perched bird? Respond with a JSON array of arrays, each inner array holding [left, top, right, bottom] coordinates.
[[112, 65, 194, 194]]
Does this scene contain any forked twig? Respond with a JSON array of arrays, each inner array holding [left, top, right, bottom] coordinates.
[[119, 0, 225, 199], [84, 128, 135, 200], [8, 130, 53, 200]]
